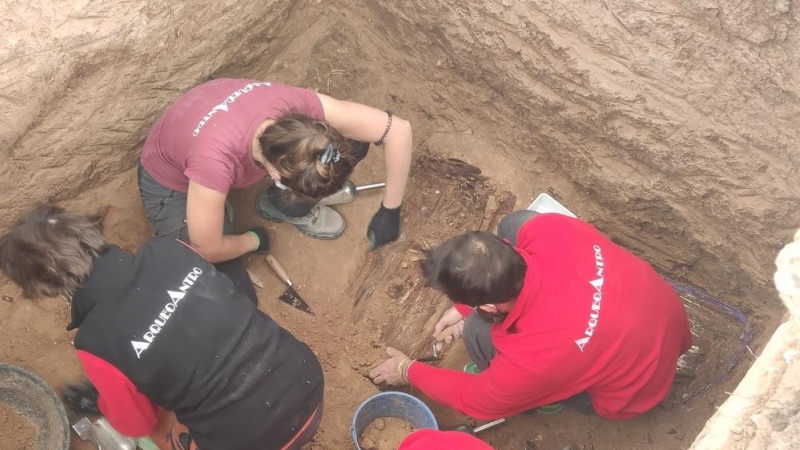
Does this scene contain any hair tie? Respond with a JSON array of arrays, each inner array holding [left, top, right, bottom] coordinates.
[[319, 143, 341, 165]]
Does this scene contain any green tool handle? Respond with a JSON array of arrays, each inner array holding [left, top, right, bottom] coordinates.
[[266, 255, 293, 287]]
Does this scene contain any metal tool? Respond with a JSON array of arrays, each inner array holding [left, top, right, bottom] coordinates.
[[73, 416, 137, 450], [265, 255, 314, 316], [417, 323, 462, 362], [446, 418, 507, 435], [356, 182, 386, 191], [416, 341, 442, 363], [340, 181, 386, 201]]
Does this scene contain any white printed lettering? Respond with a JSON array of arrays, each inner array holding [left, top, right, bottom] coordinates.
[[192, 83, 272, 137], [132, 267, 204, 358], [574, 337, 590, 352], [575, 245, 606, 352], [131, 340, 150, 358]]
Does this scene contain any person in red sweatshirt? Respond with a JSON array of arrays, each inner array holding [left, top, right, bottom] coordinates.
[[399, 429, 494, 450], [370, 210, 693, 420], [0, 205, 323, 450]]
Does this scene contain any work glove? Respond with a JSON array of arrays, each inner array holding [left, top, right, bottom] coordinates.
[[246, 226, 271, 254], [367, 203, 401, 250], [62, 380, 100, 415]]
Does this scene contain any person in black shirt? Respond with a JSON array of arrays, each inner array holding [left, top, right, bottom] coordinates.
[[0, 205, 323, 450]]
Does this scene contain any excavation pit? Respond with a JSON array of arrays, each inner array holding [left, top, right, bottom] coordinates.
[[2, 1, 798, 449]]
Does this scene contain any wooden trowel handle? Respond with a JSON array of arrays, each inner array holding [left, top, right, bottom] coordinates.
[[265, 255, 293, 286]]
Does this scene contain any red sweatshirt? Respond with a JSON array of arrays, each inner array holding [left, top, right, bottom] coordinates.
[[78, 351, 158, 436], [408, 214, 692, 420], [399, 429, 494, 449]]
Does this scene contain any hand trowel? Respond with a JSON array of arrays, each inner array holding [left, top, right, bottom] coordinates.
[[265, 254, 314, 316]]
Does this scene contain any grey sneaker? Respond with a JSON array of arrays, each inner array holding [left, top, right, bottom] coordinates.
[[256, 194, 345, 240], [318, 180, 356, 206]]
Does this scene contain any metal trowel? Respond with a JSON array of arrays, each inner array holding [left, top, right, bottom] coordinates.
[[265, 254, 314, 316], [446, 418, 507, 435], [417, 323, 463, 363]]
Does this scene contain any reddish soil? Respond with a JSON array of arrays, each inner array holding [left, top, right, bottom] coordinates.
[[0, 3, 787, 449], [0, 153, 761, 450], [359, 418, 414, 450], [0, 403, 37, 450]]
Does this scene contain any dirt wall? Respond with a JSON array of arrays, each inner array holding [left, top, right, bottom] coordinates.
[[1, 0, 306, 226], [2, 0, 799, 448], [358, 0, 800, 313], [4, 1, 797, 307]]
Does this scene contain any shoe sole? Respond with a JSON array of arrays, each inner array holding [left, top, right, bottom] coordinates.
[[298, 226, 344, 240], [536, 404, 564, 415], [259, 215, 285, 223], [258, 210, 345, 240], [463, 363, 481, 374]]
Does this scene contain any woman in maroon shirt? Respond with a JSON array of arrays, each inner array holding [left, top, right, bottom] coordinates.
[[139, 79, 413, 303]]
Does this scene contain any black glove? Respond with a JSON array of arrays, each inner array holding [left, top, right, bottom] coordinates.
[[246, 227, 270, 254], [62, 380, 100, 415], [367, 203, 401, 250]]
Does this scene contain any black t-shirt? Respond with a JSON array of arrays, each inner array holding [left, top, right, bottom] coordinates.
[[71, 239, 323, 450]]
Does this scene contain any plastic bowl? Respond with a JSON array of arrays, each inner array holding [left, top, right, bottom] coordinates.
[[350, 391, 438, 449], [0, 363, 70, 450]]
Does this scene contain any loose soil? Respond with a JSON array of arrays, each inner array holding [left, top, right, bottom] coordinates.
[[359, 418, 415, 450], [0, 2, 789, 449], [0, 402, 37, 450], [0, 154, 761, 450], [347, 154, 516, 360]]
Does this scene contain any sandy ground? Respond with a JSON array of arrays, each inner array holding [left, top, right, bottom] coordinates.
[[0, 136, 773, 450], [359, 418, 414, 450], [0, 402, 36, 450], [0, 1, 792, 449]]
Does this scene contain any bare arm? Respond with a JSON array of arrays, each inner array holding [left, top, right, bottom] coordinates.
[[317, 94, 412, 208], [186, 181, 259, 263]]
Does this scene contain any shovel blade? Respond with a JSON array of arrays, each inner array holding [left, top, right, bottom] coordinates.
[[279, 287, 314, 315]]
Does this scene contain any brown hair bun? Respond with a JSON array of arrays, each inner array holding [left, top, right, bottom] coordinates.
[[259, 113, 356, 199]]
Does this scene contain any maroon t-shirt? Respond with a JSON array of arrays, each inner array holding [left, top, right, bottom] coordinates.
[[140, 79, 325, 193]]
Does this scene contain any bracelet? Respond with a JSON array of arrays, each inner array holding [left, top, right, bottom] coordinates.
[[375, 110, 393, 146], [397, 358, 412, 384], [397, 359, 407, 383], [404, 360, 413, 384], [245, 231, 261, 252]]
